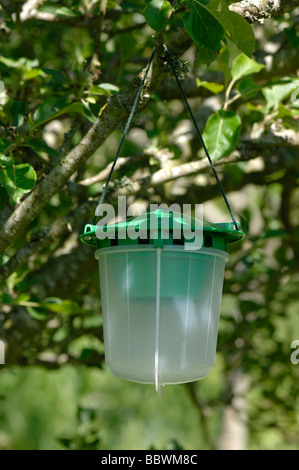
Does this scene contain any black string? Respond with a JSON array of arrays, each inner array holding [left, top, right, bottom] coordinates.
[[92, 46, 156, 225], [163, 44, 239, 231], [92, 43, 239, 231]]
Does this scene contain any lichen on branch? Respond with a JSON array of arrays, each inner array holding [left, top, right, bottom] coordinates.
[[229, 0, 299, 23]]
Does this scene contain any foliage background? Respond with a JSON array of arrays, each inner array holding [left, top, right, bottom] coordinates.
[[0, 0, 299, 450]]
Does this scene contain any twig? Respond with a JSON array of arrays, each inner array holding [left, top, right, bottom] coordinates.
[[78, 148, 165, 186]]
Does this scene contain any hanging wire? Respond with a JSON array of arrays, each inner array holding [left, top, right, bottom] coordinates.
[[162, 44, 240, 231], [92, 43, 240, 231], [92, 46, 156, 224]]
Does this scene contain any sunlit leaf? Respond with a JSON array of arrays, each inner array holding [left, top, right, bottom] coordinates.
[[143, 0, 172, 31], [202, 110, 241, 161], [263, 79, 299, 110], [89, 83, 119, 97], [55, 7, 79, 17], [0, 56, 44, 80], [39, 297, 87, 315], [196, 78, 224, 93], [231, 53, 264, 82]]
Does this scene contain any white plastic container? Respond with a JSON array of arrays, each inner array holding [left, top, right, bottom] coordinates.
[[96, 244, 229, 391], [80, 209, 245, 390]]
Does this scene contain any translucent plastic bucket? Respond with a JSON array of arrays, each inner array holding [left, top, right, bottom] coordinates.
[[95, 244, 229, 391]]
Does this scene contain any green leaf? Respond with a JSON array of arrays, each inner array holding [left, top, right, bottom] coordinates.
[[262, 79, 299, 110], [284, 26, 299, 47], [194, 46, 217, 66], [261, 228, 287, 240], [0, 138, 11, 154], [42, 67, 67, 84], [0, 292, 13, 303], [183, 0, 225, 51], [0, 163, 36, 206], [81, 100, 97, 123], [81, 100, 102, 123], [15, 293, 30, 303], [216, 47, 231, 87], [33, 99, 84, 128], [26, 305, 48, 321], [55, 7, 79, 17], [205, 0, 234, 36], [196, 78, 224, 94], [0, 56, 44, 80], [21, 297, 87, 319], [23, 68, 44, 80], [0, 154, 14, 167], [58, 438, 73, 449], [202, 110, 241, 161], [231, 53, 264, 82], [10, 101, 27, 127], [0, 56, 22, 68], [143, 0, 172, 31], [39, 298, 86, 315], [236, 76, 258, 98], [89, 83, 119, 97], [27, 138, 59, 158], [228, 11, 255, 57]]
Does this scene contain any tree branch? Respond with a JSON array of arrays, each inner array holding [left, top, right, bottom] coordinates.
[[18, 0, 126, 27], [78, 151, 151, 187], [17, 0, 299, 28], [114, 130, 299, 195], [229, 0, 299, 23]]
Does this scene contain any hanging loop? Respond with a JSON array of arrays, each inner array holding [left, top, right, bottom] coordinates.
[[92, 43, 240, 231]]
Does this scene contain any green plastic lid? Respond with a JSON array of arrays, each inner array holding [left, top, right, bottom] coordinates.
[[80, 209, 245, 253]]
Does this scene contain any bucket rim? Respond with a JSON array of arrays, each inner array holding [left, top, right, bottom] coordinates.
[[95, 244, 230, 262]]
